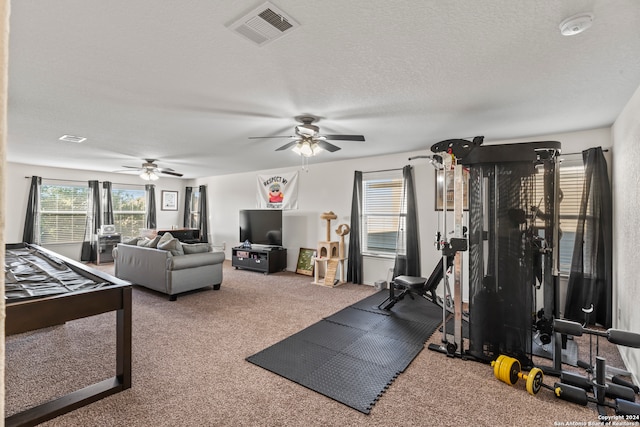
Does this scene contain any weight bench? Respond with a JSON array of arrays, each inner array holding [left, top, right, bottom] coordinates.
[[377, 257, 452, 310], [377, 275, 428, 310]]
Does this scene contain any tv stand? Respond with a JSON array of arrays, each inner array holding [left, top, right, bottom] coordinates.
[[232, 246, 287, 274]]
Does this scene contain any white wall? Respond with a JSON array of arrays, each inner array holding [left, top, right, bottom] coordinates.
[[612, 84, 640, 385], [194, 150, 440, 286], [194, 129, 605, 289], [5, 162, 193, 260], [4, 127, 609, 286]]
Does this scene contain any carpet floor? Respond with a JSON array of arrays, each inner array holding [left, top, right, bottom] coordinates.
[[4, 261, 633, 426]]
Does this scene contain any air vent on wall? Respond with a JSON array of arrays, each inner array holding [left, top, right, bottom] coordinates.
[[228, 2, 299, 46]]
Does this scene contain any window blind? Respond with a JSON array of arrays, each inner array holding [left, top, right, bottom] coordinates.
[[532, 162, 585, 274], [40, 183, 88, 244], [362, 170, 404, 255], [112, 187, 146, 239], [557, 163, 587, 273]]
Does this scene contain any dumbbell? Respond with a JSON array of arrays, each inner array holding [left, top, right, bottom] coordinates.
[[491, 354, 544, 395]]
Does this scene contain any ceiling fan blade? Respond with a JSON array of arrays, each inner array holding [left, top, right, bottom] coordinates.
[[316, 140, 341, 152], [121, 165, 143, 169], [275, 141, 299, 151], [248, 136, 295, 139], [160, 170, 183, 177], [323, 134, 365, 142]]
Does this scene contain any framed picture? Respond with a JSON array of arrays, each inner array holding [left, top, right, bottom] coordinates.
[[161, 190, 178, 211], [435, 168, 469, 211], [296, 248, 316, 276]]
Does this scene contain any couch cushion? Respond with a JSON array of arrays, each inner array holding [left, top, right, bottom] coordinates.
[[168, 251, 225, 270], [158, 237, 184, 256], [182, 243, 211, 254]]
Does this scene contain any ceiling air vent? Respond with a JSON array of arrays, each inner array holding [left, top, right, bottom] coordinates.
[[228, 2, 299, 46], [58, 134, 87, 143]]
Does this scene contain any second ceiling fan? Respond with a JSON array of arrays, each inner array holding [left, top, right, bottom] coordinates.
[[249, 115, 365, 157]]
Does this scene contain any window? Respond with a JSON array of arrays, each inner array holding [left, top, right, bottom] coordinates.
[[40, 183, 88, 244], [557, 162, 587, 274], [111, 187, 146, 239], [187, 189, 200, 229], [361, 170, 405, 256], [533, 160, 586, 274]]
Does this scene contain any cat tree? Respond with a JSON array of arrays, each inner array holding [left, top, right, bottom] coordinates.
[[313, 211, 349, 287]]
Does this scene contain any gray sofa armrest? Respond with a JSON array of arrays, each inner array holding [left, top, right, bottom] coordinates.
[[114, 244, 171, 291], [168, 251, 225, 271]]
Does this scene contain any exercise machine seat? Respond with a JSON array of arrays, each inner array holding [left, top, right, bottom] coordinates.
[[377, 275, 428, 310]]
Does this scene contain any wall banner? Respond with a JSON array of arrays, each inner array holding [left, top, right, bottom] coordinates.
[[257, 171, 299, 209]]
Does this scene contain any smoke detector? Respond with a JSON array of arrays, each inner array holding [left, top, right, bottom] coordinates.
[[559, 13, 594, 36], [228, 2, 299, 46]]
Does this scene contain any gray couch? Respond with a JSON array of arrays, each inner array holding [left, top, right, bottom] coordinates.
[[113, 236, 225, 300]]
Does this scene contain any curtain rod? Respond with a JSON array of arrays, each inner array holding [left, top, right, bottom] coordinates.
[[561, 148, 610, 156], [362, 167, 405, 174], [25, 176, 146, 187]]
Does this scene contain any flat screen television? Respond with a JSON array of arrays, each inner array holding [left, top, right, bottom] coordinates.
[[239, 209, 283, 247]]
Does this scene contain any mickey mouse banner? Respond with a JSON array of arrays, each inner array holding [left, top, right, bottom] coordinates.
[[257, 171, 299, 209]]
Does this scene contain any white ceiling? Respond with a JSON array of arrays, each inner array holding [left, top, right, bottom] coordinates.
[[7, 0, 640, 179]]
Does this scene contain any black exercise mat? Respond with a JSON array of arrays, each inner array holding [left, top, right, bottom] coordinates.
[[246, 290, 442, 414]]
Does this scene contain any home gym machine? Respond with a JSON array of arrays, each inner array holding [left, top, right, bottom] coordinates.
[[548, 318, 640, 416], [391, 135, 640, 416], [426, 136, 562, 366]]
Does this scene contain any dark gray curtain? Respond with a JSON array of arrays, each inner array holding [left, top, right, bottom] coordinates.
[[198, 185, 208, 243], [22, 176, 42, 243], [146, 184, 157, 229], [103, 181, 114, 225], [564, 147, 612, 327], [347, 171, 363, 284], [183, 186, 193, 228], [81, 180, 101, 261], [393, 165, 421, 278]]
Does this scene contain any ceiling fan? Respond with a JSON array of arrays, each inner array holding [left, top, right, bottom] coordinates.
[[249, 115, 365, 157], [118, 159, 183, 180]]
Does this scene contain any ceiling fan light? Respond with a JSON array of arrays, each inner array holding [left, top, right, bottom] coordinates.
[[292, 140, 318, 157], [140, 170, 159, 181], [310, 142, 323, 156], [299, 142, 313, 157]]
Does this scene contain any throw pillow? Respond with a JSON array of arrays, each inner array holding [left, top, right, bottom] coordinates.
[[158, 237, 184, 256], [137, 235, 161, 248], [124, 236, 140, 245], [157, 232, 175, 247], [182, 243, 211, 254]]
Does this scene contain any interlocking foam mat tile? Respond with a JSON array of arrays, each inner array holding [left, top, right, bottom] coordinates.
[[246, 291, 442, 414]]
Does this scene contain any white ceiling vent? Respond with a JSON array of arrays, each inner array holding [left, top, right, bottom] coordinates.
[[228, 2, 299, 46]]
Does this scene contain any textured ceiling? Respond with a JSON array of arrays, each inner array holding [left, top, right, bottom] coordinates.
[[7, 0, 640, 179]]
